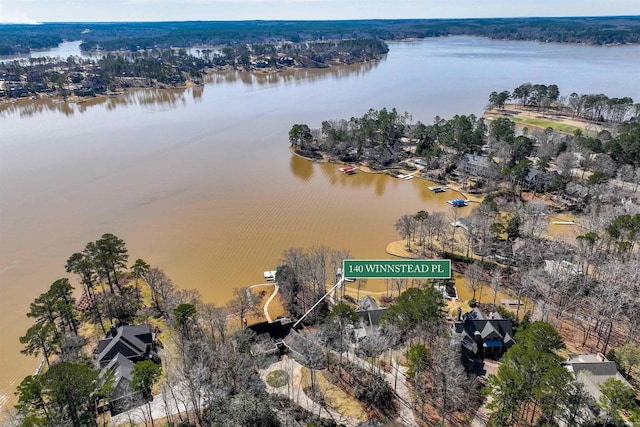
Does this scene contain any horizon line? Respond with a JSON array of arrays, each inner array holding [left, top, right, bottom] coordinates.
[[1, 15, 639, 25]]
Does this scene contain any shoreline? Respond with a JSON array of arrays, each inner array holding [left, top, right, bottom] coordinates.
[[0, 57, 384, 107], [290, 147, 474, 201], [3, 33, 637, 62]]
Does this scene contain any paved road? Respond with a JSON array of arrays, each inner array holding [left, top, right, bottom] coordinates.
[[470, 360, 500, 427], [110, 383, 193, 426]]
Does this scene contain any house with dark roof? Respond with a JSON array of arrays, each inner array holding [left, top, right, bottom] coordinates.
[[97, 324, 156, 367], [247, 318, 294, 342], [510, 167, 557, 192], [352, 296, 388, 341], [355, 296, 388, 328], [452, 307, 515, 360], [99, 354, 140, 415], [96, 324, 158, 415], [245, 318, 296, 354]]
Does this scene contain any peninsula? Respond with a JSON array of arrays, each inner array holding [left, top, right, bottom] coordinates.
[[0, 39, 388, 101], [3, 16, 640, 102]]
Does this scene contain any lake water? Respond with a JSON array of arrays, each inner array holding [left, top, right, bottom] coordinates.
[[0, 40, 98, 63], [1, 37, 639, 413]]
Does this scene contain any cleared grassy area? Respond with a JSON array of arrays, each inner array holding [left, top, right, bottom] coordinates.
[[300, 367, 368, 420], [266, 369, 289, 388], [487, 114, 584, 134], [447, 300, 471, 318]]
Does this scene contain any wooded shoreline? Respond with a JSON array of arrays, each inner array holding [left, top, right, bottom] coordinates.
[[3, 17, 640, 56], [0, 39, 388, 103]]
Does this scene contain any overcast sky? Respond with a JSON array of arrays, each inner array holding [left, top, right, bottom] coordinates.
[[0, 0, 638, 24]]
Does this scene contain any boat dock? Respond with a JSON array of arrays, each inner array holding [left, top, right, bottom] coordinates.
[[428, 185, 448, 193], [447, 199, 468, 207], [397, 171, 418, 180]]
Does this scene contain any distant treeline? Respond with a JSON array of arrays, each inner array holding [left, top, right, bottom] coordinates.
[[1, 16, 640, 55]]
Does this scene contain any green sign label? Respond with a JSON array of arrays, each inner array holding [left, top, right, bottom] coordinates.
[[342, 259, 451, 279]]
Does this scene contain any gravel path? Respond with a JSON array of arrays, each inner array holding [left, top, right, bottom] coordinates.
[[247, 283, 279, 322], [259, 356, 362, 427]]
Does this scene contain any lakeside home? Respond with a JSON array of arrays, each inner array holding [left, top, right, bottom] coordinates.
[[565, 353, 634, 419], [453, 307, 515, 358], [96, 324, 159, 414], [460, 154, 493, 177]]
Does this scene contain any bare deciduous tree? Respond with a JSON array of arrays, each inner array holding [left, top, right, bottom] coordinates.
[[200, 302, 227, 348], [556, 151, 578, 178], [465, 263, 484, 301], [426, 211, 445, 252], [228, 287, 257, 328], [395, 214, 416, 251], [430, 340, 476, 427], [290, 331, 326, 390], [144, 267, 176, 317], [489, 267, 502, 305], [519, 200, 548, 239]]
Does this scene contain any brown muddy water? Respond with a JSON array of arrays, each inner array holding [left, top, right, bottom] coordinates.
[[2, 37, 640, 412]]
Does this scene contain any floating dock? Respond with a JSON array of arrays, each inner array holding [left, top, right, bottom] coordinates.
[[447, 199, 468, 207], [397, 174, 415, 180], [428, 185, 448, 193], [397, 171, 418, 180]]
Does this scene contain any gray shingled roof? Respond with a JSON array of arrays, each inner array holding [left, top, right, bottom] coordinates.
[[565, 354, 633, 403], [97, 324, 154, 367], [456, 308, 516, 351], [356, 295, 380, 312], [467, 307, 486, 320], [480, 321, 501, 341], [101, 353, 135, 390], [572, 362, 619, 377], [356, 296, 388, 327], [463, 154, 490, 168]]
